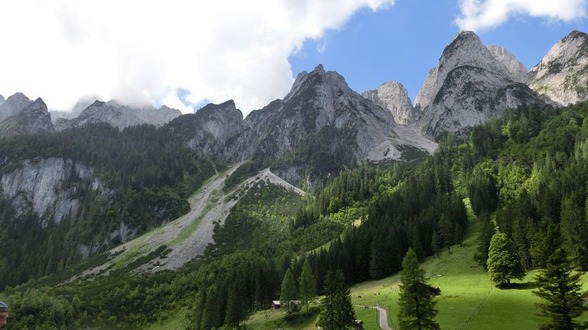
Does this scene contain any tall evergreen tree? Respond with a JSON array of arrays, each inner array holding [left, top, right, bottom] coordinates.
[[533, 247, 587, 330], [560, 193, 588, 270], [397, 248, 440, 330], [474, 212, 495, 269], [318, 269, 355, 330], [486, 232, 525, 286], [299, 259, 317, 315], [280, 268, 298, 313]]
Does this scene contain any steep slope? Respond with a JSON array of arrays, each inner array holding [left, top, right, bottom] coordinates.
[[487, 45, 529, 83], [165, 100, 253, 161], [75, 164, 304, 277], [362, 81, 418, 124], [528, 30, 588, 106], [247, 64, 396, 159], [1, 157, 110, 227], [0, 92, 31, 122], [54, 100, 181, 130], [0, 94, 54, 137], [168, 65, 436, 187], [415, 31, 548, 138]]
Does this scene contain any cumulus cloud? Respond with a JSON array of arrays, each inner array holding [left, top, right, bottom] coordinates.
[[0, 0, 393, 115], [455, 0, 587, 32]]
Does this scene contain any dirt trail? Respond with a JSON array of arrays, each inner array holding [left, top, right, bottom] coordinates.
[[374, 306, 393, 330]]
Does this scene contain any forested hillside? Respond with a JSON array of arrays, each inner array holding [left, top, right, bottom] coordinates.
[[1, 101, 588, 329], [0, 124, 219, 289]]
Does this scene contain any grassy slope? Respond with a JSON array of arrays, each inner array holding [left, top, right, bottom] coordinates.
[[244, 213, 588, 330]]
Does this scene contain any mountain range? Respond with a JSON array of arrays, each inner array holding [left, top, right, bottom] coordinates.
[[0, 29, 587, 277]]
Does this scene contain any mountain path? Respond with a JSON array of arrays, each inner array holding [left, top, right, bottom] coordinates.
[[374, 306, 393, 330]]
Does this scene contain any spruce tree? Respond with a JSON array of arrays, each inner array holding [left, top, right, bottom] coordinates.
[[318, 269, 355, 330], [280, 268, 298, 313], [397, 248, 440, 330], [560, 193, 588, 270], [533, 247, 587, 330], [299, 259, 317, 315], [486, 232, 525, 286]]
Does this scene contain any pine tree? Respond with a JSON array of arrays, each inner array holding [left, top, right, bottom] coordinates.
[[439, 215, 454, 253], [280, 268, 298, 313], [397, 248, 440, 330], [299, 259, 317, 315], [560, 193, 588, 270], [533, 247, 587, 330], [486, 232, 525, 286], [318, 269, 356, 330], [431, 231, 441, 258]]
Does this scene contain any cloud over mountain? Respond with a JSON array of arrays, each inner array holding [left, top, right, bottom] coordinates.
[[0, 0, 394, 115]]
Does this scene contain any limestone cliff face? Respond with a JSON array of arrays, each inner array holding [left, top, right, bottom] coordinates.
[[528, 30, 588, 106], [415, 31, 547, 138], [0, 92, 31, 122], [246, 64, 396, 160], [1, 157, 110, 227], [166, 100, 253, 161], [487, 45, 528, 83], [0, 94, 54, 137], [362, 81, 417, 124], [55, 100, 181, 130]]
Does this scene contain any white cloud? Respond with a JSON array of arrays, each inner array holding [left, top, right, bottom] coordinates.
[[456, 0, 587, 32], [0, 0, 393, 115]]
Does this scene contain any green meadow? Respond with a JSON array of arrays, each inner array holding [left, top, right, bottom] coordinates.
[[243, 228, 588, 330]]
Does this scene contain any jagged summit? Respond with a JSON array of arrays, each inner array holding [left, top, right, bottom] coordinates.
[[415, 30, 548, 138], [0, 95, 54, 137], [0, 92, 32, 121], [528, 30, 588, 105], [362, 81, 416, 124], [54, 98, 182, 130], [487, 45, 528, 83]]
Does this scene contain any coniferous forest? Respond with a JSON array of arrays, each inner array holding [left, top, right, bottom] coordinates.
[[1, 101, 588, 328]]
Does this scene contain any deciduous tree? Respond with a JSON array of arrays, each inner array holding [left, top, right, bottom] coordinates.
[[487, 232, 525, 286]]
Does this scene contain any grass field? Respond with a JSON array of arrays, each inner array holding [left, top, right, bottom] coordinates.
[[153, 198, 588, 330], [242, 226, 588, 330]]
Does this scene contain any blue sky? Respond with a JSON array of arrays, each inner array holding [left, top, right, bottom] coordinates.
[[0, 0, 586, 115], [290, 0, 588, 101]]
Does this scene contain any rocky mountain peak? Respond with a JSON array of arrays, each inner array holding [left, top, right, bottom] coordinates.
[[362, 81, 415, 124], [0, 94, 5, 105], [415, 30, 548, 138], [198, 100, 242, 121], [415, 30, 527, 113], [167, 100, 250, 161], [528, 30, 588, 106], [54, 99, 181, 130], [487, 45, 528, 83], [0, 96, 54, 137], [0, 92, 32, 121]]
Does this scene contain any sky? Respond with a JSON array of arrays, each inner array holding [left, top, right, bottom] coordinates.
[[0, 0, 587, 117]]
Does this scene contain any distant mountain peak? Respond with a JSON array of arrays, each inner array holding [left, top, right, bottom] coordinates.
[[528, 29, 588, 106], [415, 30, 547, 138], [362, 81, 416, 124]]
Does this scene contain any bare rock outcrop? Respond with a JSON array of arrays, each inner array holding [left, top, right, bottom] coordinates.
[[362, 81, 417, 124], [528, 30, 588, 106]]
